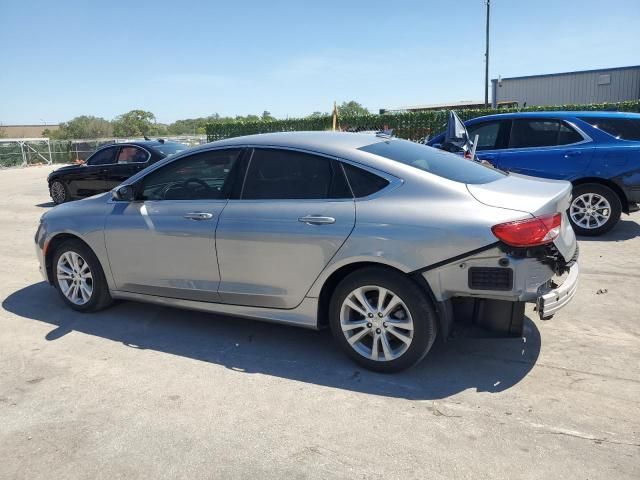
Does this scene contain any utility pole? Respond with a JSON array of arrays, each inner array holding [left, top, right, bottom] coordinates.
[[484, 0, 491, 107]]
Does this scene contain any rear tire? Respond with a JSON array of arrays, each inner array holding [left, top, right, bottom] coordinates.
[[329, 267, 438, 373], [52, 239, 113, 312], [568, 183, 621, 236], [50, 180, 69, 204]]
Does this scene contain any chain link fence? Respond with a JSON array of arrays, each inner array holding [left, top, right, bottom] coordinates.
[[0, 135, 208, 168]]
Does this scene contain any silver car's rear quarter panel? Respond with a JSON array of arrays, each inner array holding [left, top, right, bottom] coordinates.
[[306, 178, 535, 298]]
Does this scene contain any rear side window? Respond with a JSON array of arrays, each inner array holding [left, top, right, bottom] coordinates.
[[87, 147, 117, 165], [242, 149, 351, 200], [117, 146, 149, 163], [580, 117, 640, 141], [358, 140, 505, 185], [342, 163, 389, 197], [509, 119, 582, 148]]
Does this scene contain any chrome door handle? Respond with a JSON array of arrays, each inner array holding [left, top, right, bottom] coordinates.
[[298, 215, 336, 225], [184, 212, 214, 221]]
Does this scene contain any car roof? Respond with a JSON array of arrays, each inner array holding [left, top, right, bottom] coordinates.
[[194, 131, 389, 158], [468, 111, 640, 122], [93, 140, 182, 152]]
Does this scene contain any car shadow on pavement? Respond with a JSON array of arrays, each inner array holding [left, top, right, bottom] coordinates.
[[577, 218, 640, 242], [35, 202, 56, 208], [3, 282, 541, 400]]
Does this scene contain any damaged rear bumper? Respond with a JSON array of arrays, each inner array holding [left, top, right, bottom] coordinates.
[[537, 262, 579, 320]]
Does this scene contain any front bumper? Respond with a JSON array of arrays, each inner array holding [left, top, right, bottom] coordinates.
[[536, 262, 579, 320]]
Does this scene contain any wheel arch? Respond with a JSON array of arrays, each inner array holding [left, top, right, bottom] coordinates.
[[316, 261, 447, 341], [572, 177, 629, 213], [45, 233, 97, 285]]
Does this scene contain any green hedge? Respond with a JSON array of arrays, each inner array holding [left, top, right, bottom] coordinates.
[[206, 100, 640, 142]]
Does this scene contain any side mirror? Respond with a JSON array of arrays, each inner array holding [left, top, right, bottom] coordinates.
[[112, 184, 136, 202], [432, 143, 442, 149]]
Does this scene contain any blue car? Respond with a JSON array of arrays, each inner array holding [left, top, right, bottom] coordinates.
[[428, 111, 640, 235]]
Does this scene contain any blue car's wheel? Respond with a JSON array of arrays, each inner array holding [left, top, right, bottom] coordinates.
[[569, 184, 621, 236]]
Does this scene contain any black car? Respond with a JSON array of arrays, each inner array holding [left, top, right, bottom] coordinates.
[[47, 140, 187, 204]]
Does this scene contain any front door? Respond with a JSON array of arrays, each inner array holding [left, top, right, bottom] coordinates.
[[104, 148, 243, 301], [72, 146, 118, 196], [215, 148, 356, 309]]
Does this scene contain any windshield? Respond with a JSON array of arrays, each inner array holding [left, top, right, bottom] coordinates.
[[153, 142, 188, 157], [359, 139, 505, 184]]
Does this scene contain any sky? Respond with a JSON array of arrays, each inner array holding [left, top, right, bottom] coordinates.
[[1, 0, 639, 125]]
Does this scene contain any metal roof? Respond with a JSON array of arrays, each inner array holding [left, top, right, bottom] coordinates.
[[492, 65, 640, 83]]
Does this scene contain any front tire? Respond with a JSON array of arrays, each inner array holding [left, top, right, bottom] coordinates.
[[52, 239, 113, 312], [569, 183, 621, 236], [50, 180, 69, 204], [329, 267, 438, 373]]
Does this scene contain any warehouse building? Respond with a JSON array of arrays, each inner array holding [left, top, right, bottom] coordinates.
[[492, 65, 640, 108]]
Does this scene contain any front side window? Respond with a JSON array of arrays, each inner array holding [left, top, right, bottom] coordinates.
[[467, 121, 506, 151], [579, 117, 640, 141], [509, 119, 582, 148], [359, 140, 505, 184], [117, 146, 149, 164], [87, 147, 117, 166], [140, 149, 241, 201], [242, 149, 351, 200]]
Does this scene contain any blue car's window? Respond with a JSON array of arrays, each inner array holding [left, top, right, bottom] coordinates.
[[580, 117, 640, 141], [509, 120, 582, 148], [359, 140, 505, 184]]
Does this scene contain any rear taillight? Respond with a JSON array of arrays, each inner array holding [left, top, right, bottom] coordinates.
[[491, 213, 562, 247]]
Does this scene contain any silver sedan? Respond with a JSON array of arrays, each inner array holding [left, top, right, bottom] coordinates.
[[35, 132, 579, 372]]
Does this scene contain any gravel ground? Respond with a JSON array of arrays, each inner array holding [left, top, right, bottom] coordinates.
[[1, 165, 639, 479]]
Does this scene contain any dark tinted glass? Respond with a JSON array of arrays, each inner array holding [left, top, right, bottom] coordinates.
[[342, 163, 389, 197], [358, 140, 505, 184], [557, 123, 583, 145], [509, 119, 581, 148], [242, 149, 351, 200], [467, 121, 502, 150], [88, 147, 117, 165], [140, 149, 241, 200], [580, 117, 640, 141]]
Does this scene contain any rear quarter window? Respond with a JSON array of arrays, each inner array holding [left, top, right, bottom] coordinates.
[[358, 139, 505, 184], [580, 117, 640, 141]]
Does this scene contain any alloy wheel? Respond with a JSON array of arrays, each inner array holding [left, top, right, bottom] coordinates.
[[56, 251, 93, 305], [570, 193, 611, 230], [51, 182, 66, 204], [340, 285, 414, 362]]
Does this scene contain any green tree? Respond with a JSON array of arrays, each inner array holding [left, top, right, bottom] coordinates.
[[338, 100, 370, 116], [48, 115, 113, 139], [307, 111, 329, 118], [112, 110, 157, 137], [261, 110, 275, 121]]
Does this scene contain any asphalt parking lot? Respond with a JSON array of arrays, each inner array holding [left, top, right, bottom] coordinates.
[[0, 165, 639, 480]]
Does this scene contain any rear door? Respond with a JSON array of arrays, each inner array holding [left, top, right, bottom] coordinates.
[[215, 148, 356, 309], [104, 145, 151, 190], [496, 118, 593, 179]]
